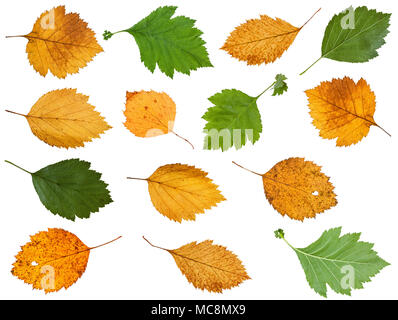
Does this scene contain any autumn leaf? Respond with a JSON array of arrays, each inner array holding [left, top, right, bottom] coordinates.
[[233, 158, 337, 221], [275, 228, 389, 297], [12, 228, 121, 293], [128, 164, 225, 222], [103, 6, 212, 78], [124, 91, 193, 148], [221, 8, 320, 65], [301, 6, 391, 74], [5, 159, 112, 221], [6, 6, 103, 78], [305, 77, 390, 146], [203, 74, 288, 151], [5, 89, 111, 149], [143, 237, 250, 293]]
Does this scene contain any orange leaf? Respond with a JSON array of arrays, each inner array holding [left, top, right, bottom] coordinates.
[[233, 158, 337, 221], [128, 164, 225, 222], [144, 237, 250, 293], [221, 9, 320, 65], [305, 77, 390, 146], [12, 229, 121, 293], [6, 89, 111, 148], [124, 90, 193, 148], [7, 6, 103, 78]]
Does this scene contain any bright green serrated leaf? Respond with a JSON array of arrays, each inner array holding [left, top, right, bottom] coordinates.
[[104, 6, 212, 78], [272, 74, 288, 96], [301, 6, 391, 74], [277, 227, 389, 297], [202, 89, 262, 151], [5, 159, 112, 221]]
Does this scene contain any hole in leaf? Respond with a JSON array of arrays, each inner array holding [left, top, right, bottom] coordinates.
[[312, 191, 319, 196]]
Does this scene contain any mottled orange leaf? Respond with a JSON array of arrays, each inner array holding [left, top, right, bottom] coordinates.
[[144, 237, 250, 293], [222, 9, 320, 65], [233, 158, 337, 221], [7, 6, 103, 78], [128, 164, 225, 222], [124, 90, 193, 148], [305, 77, 390, 146], [6, 89, 111, 148], [12, 229, 121, 293]]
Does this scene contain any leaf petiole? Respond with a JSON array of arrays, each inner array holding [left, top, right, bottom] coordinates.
[[232, 161, 262, 176], [143, 236, 169, 252], [299, 56, 323, 75], [256, 81, 277, 100], [5, 110, 27, 117], [4, 160, 32, 175]]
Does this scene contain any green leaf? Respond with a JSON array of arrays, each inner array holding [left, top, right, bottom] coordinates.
[[202, 89, 262, 151], [5, 159, 112, 221], [272, 74, 288, 96], [104, 6, 212, 78], [300, 6, 391, 74], [277, 227, 389, 297]]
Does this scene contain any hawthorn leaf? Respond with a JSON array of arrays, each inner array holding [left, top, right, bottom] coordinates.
[[275, 228, 389, 297], [104, 6, 212, 78], [202, 74, 288, 151], [203, 89, 262, 151], [5, 159, 112, 221], [272, 74, 288, 96], [12, 228, 121, 293], [6, 6, 103, 78], [143, 237, 250, 293], [301, 6, 391, 74]]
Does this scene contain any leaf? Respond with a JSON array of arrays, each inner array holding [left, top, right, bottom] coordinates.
[[5, 159, 113, 221], [143, 237, 250, 293], [103, 6, 212, 78], [124, 90, 193, 148], [233, 158, 337, 221], [7, 6, 103, 78], [221, 9, 320, 65], [6, 89, 111, 149], [203, 74, 288, 151], [128, 164, 225, 222], [272, 74, 288, 96], [275, 228, 389, 297], [12, 228, 121, 293], [203, 89, 262, 151], [301, 6, 391, 74], [305, 77, 390, 146]]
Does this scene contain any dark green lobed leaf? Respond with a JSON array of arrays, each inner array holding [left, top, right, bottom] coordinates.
[[32, 159, 112, 221]]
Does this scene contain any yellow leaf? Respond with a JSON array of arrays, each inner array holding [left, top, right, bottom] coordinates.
[[6, 89, 111, 148], [128, 164, 226, 222], [221, 9, 320, 65], [144, 237, 250, 293], [305, 77, 390, 146], [7, 6, 103, 78], [124, 90, 193, 148], [233, 158, 337, 221], [12, 228, 121, 293]]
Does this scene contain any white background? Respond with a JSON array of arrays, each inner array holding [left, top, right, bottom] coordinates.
[[0, 0, 397, 300]]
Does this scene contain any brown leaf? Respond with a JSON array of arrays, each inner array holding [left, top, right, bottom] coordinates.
[[128, 164, 226, 222], [144, 237, 250, 293], [233, 158, 337, 221], [8, 6, 103, 78], [305, 77, 390, 146], [221, 9, 320, 65], [12, 229, 121, 293]]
